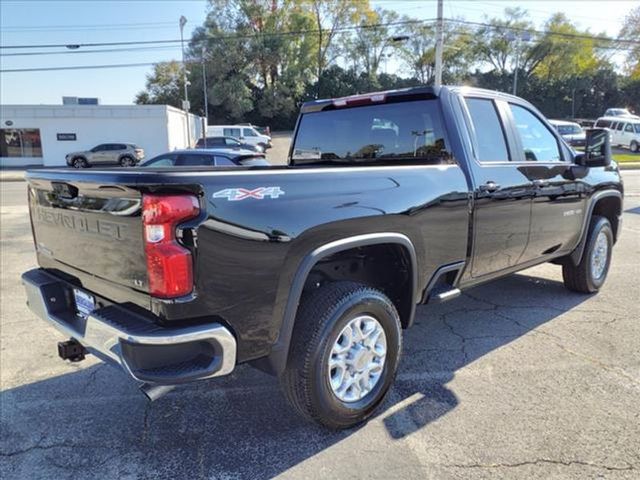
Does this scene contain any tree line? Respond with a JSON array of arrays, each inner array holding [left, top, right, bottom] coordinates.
[[135, 1, 640, 129]]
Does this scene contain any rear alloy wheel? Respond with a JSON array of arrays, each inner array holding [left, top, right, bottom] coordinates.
[[562, 215, 613, 293], [120, 156, 135, 167], [281, 281, 402, 429]]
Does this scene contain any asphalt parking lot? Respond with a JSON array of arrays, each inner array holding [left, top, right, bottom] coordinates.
[[1, 172, 639, 480]]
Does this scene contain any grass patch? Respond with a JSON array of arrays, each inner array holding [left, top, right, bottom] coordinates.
[[613, 153, 640, 163]]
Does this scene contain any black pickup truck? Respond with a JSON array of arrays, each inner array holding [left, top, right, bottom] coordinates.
[[22, 86, 623, 428]]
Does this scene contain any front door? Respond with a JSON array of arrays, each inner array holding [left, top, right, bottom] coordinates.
[[461, 96, 535, 278]]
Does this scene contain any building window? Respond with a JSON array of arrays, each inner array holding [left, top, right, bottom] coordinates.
[[0, 129, 43, 157]]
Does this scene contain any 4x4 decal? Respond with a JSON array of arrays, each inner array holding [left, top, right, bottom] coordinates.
[[213, 187, 285, 201]]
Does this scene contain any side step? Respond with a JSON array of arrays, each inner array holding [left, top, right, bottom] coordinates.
[[430, 287, 461, 304]]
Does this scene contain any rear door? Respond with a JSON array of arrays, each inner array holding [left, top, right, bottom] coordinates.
[[461, 95, 534, 277], [506, 102, 586, 263]]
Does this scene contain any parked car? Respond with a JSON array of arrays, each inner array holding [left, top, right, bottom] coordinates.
[[65, 143, 144, 168], [23, 86, 622, 428], [548, 119, 586, 148], [195, 136, 264, 152], [238, 123, 271, 136], [594, 116, 640, 152], [603, 108, 639, 119], [139, 148, 269, 167], [207, 125, 271, 149]]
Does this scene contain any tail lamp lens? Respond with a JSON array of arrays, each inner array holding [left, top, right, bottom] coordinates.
[[142, 194, 199, 298]]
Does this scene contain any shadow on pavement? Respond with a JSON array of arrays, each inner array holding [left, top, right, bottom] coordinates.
[[1, 272, 591, 479]]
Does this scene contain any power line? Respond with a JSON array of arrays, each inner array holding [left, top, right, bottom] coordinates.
[[445, 18, 640, 45], [0, 62, 158, 73], [0, 18, 434, 50], [2, 21, 176, 32], [0, 45, 183, 57]]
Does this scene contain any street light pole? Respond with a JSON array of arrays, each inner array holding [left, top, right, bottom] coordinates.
[[434, 0, 444, 88], [179, 15, 191, 147]]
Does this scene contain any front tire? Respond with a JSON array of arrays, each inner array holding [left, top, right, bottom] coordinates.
[[281, 281, 402, 429], [631, 141, 639, 153], [562, 215, 613, 293]]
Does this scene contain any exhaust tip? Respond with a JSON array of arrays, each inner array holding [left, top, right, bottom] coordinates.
[[140, 383, 175, 401]]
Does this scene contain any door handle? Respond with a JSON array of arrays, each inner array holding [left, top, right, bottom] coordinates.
[[478, 181, 500, 193], [532, 179, 550, 188]]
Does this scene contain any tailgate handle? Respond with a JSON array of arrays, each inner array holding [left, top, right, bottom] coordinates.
[[52, 182, 78, 199]]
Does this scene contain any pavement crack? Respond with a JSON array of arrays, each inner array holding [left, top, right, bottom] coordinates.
[[445, 458, 635, 471]]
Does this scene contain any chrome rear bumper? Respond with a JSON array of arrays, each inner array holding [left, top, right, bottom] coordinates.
[[22, 268, 236, 386]]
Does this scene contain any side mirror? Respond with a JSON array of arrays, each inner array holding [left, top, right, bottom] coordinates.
[[575, 128, 612, 167]]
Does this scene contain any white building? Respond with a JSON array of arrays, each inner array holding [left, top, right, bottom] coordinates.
[[0, 104, 204, 167]]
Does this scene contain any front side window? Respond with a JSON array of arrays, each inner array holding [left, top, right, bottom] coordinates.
[[0, 128, 43, 157], [243, 128, 258, 137], [292, 99, 452, 165], [509, 104, 562, 162], [625, 123, 634, 133], [634, 124, 640, 134], [464, 98, 510, 162]]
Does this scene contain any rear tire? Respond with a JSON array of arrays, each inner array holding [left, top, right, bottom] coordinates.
[[562, 216, 613, 293], [281, 281, 402, 429], [120, 156, 135, 167]]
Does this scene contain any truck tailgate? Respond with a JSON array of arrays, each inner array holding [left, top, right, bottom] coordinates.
[[27, 176, 149, 295]]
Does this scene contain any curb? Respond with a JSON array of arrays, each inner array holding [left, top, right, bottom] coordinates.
[[618, 163, 640, 170]]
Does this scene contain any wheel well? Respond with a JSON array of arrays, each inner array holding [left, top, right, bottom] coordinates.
[[302, 244, 414, 328], [592, 196, 621, 241]]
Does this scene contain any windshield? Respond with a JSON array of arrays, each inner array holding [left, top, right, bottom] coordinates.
[[635, 124, 640, 134], [292, 99, 452, 165], [556, 124, 582, 135]]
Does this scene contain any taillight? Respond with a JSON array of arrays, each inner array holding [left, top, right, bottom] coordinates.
[[142, 194, 199, 298]]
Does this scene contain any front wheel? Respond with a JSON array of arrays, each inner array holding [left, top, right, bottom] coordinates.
[[562, 215, 613, 293], [72, 157, 86, 168], [631, 141, 639, 153], [281, 281, 402, 429]]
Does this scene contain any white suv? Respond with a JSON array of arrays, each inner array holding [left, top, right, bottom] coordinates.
[[594, 117, 640, 152], [206, 125, 272, 150]]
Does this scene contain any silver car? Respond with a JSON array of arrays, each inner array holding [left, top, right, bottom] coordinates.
[[65, 143, 145, 168]]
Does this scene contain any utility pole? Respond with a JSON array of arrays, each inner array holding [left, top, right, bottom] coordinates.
[[434, 0, 444, 88], [509, 30, 531, 96], [201, 46, 209, 126], [179, 15, 191, 147]]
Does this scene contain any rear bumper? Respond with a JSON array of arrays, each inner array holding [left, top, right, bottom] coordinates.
[[22, 268, 236, 386]]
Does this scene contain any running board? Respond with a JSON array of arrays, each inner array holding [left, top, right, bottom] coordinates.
[[431, 288, 461, 304]]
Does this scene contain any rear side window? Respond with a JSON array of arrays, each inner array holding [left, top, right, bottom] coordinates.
[[464, 98, 510, 162], [595, 120, 609, 128], [223, 128, 242, 138], [142, 154, 177, 167], [178, 154, 214, 166], [214, 156, 235, 166], [616, 123, 625, 131], [292, 99, 452, 165], [509, 104, 561, 162]]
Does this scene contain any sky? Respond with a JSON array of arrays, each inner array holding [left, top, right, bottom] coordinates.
[[0, 0, 637, 105]]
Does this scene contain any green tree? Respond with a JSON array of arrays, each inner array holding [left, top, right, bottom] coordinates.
[[618, 6, 640, 78], [134, 61, 185, 108]]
